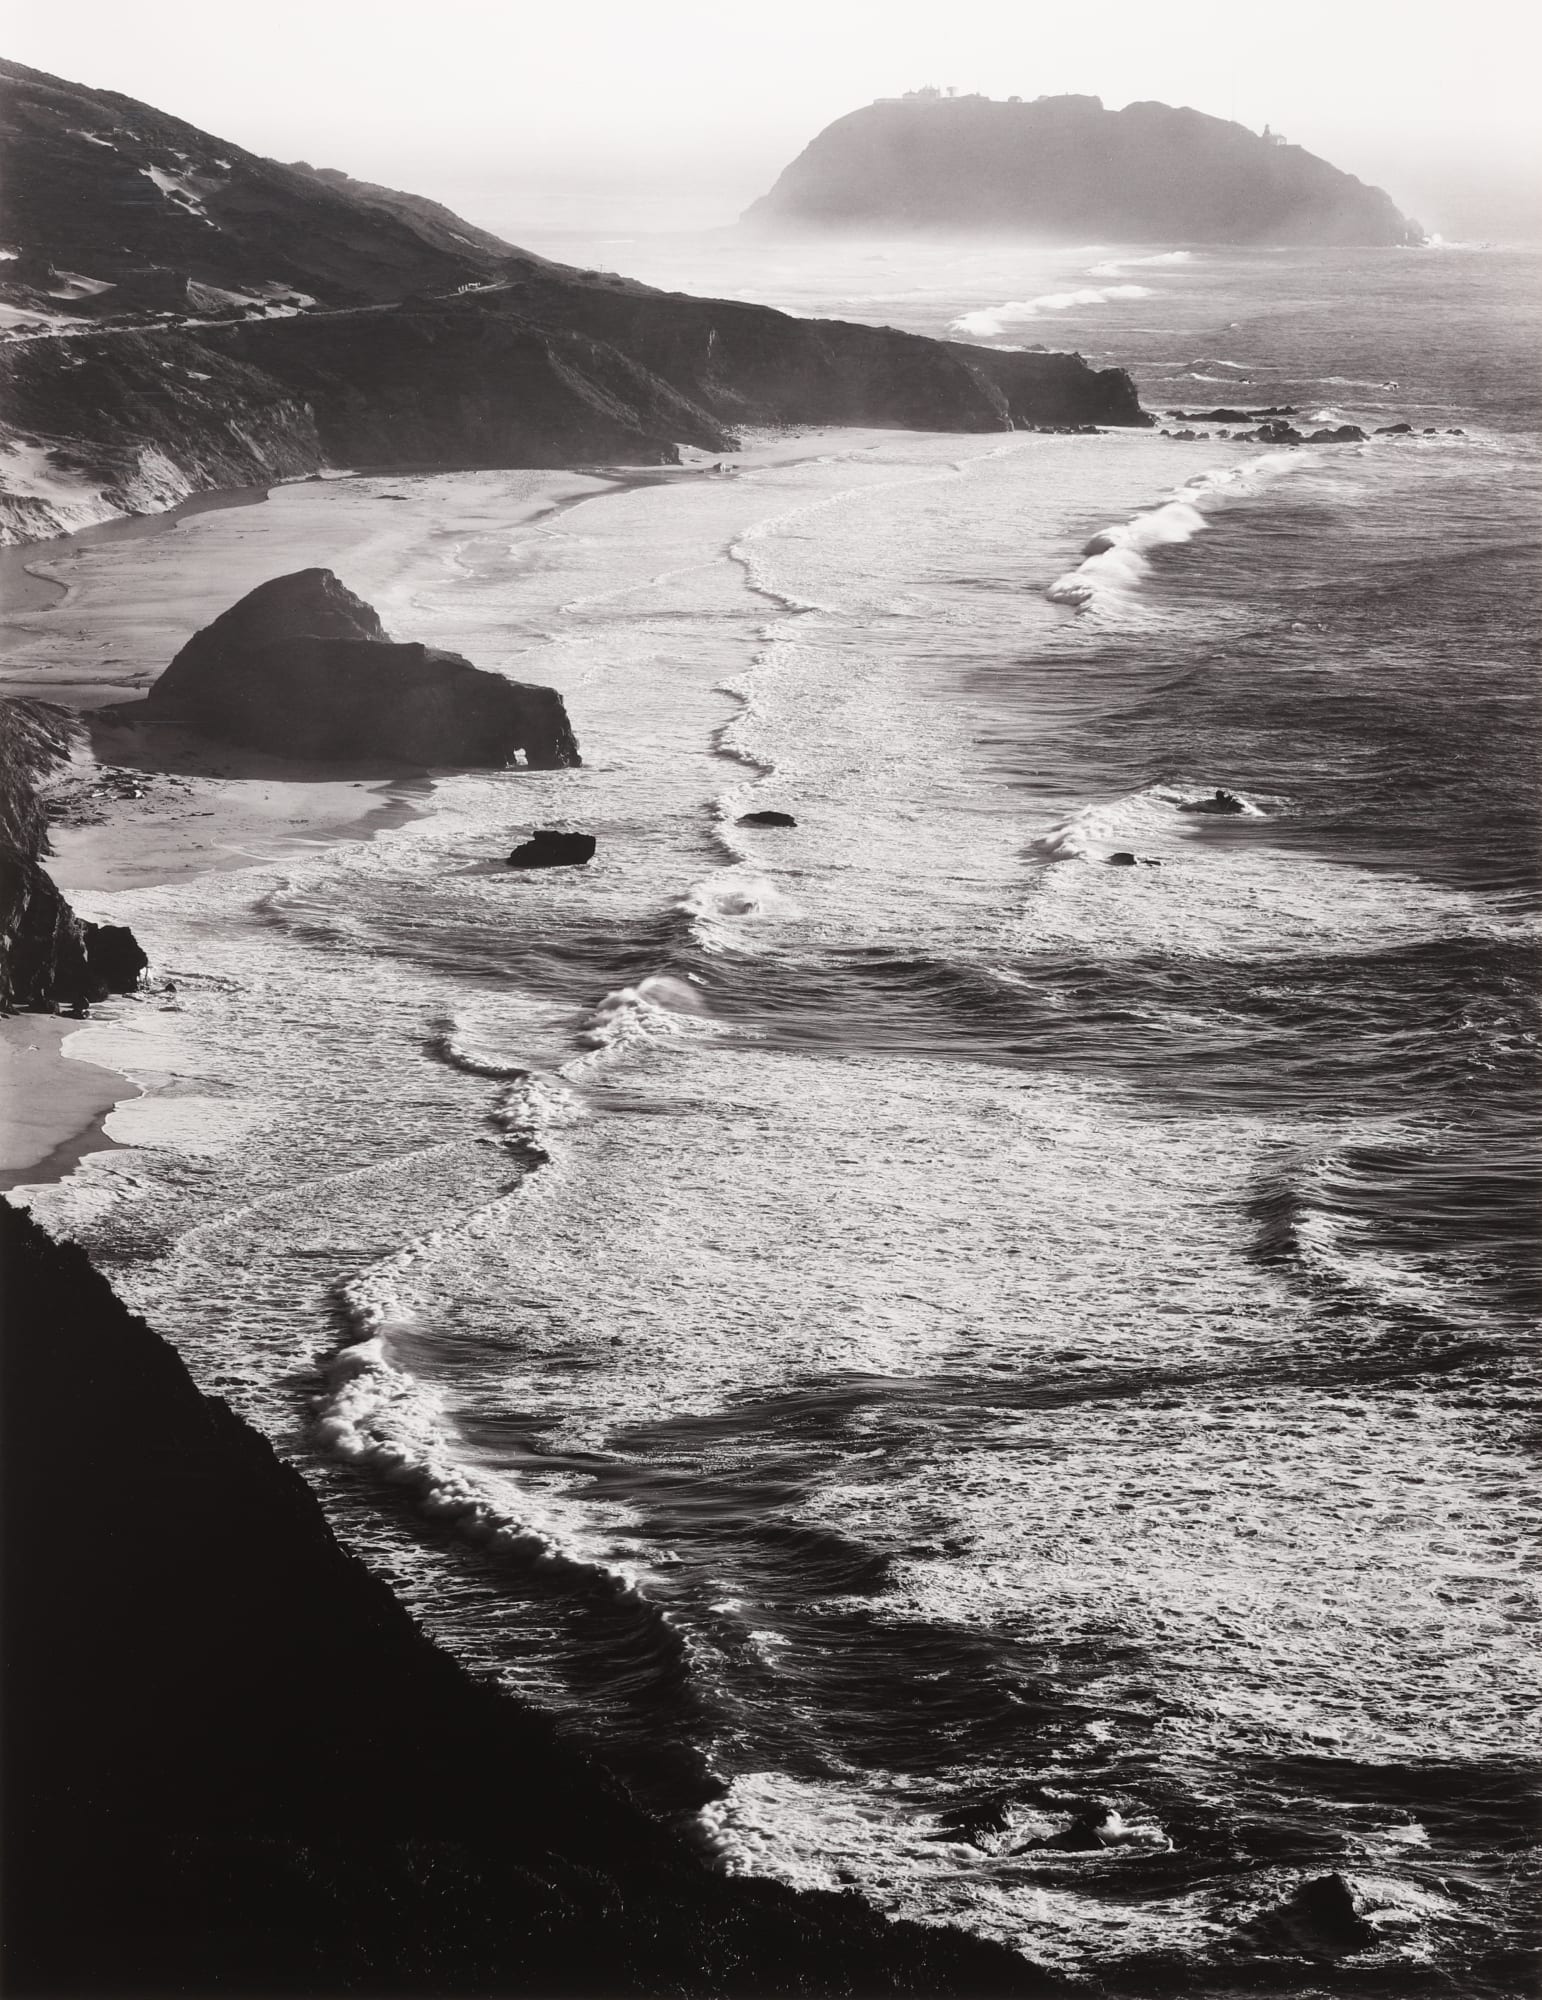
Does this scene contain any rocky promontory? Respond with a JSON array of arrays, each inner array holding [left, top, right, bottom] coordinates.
[[745, 92, 1423, 245], [0, 698, 148, 1010], [136, 569, 581, 768], [0, 60, 1147, 544]]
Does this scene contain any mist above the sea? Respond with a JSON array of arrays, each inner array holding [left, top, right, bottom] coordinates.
[[7, 0, 1540, 242]]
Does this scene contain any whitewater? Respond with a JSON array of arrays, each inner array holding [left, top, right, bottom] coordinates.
[[13, 241, 1540, 1993]]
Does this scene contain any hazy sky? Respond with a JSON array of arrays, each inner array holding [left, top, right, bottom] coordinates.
[[7, 0, 1540, 237]]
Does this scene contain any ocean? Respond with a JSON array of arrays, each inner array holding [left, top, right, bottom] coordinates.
[[22, 239, 1541, 1992]]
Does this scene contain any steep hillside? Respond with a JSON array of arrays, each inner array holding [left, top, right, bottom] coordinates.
[[745, 93, 1423, 245], [0, 56, 518, 311], [0, 62, 1148, 545]]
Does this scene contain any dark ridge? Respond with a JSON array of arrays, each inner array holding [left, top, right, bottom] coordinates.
[[744, 93, 1423, 246], [0, 59, 1146, 546], [0, 1201, 1059, 1997]]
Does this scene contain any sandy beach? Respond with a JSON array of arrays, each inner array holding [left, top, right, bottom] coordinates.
[[0, 434, 890, 1196]]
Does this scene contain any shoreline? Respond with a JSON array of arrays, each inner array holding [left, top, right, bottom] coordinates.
[[0, 439, 834, 1193], [0, 1013, 139, 1191]]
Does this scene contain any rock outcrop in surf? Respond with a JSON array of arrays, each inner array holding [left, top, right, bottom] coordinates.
[[744, 93, 1424, 245], [137, 570, 581, 768], [507, 830, 597, 868], [0, 698, 148, 1010]]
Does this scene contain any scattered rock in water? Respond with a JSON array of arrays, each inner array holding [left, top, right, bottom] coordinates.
[[1179, 789, 1248, 815], [1261, 1873, 1379, 1955], [1376, 421, 1413, 434], [1446, 427, 1465, 435], [1107, 851, 1138, 867], [507, 830, 597, 869], [737, 809, 797, 828], [1242, 419, 1304, 445], [1306, 424, 1366, 443]]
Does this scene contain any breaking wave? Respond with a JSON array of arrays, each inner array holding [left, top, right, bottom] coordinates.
[[950, 285, 1153, 338], [1046, 450, 1306, 610]]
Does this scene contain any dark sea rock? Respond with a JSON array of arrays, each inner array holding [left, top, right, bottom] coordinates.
[[1179, 789, 1248, 815], [508, 829, 597, 868], [738, 809, 798, 827], [1306, 424, 1367, 443], [0, 1202, 1054, 1998], [0, 698, 148, 1010], [744, 94, 1423, 245], [1107, 851, 1139, 866], [1176, 405, 1297, 421], [83, 922, 150, 991], [142, 570, 580, 768], [1376, 421, 1414, 434], [1243, 419, 1305, 445], [1259, 1872, 1379, 1955]]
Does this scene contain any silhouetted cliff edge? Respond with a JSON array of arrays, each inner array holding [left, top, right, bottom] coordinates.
[[0, 1200, 1057, 1996], [745, 94, 1423, 245]]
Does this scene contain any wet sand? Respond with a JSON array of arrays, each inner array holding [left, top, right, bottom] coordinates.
[[0, 440, 845, 1191], [0, 1014, 138, 1190]]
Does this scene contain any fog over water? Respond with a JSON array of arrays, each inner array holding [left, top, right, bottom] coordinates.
[[5, 0, 1541, 240]]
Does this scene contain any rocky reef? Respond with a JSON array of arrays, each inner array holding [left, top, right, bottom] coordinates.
[[0, 1200, 1054, 1996], [0, 698, 147, 1010], [744, 93, 1423, 245], [137, 569, 581, 768]]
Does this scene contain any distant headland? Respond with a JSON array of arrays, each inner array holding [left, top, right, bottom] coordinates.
[[744, 91, 1423, 246]]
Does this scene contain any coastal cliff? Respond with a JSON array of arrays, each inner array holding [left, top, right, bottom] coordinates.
[[0, 1200, 1052, 1997], [0, 698, 147, 1009], [744, 93, 1423, 245], [0, 60, 1146, 545]]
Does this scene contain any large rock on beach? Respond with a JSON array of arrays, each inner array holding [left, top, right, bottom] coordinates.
[[143, 570, 580, 768]]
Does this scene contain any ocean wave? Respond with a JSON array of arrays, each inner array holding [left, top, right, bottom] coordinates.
[[1032, 783, 1263, 863], [317, 1266, 660, 1604], [572, 970, 715, 1059], [1086, 250, 1194, 276], [1046, 450, 1307, 611], [949, 285, 1153, 338], [680, 871, 800, 951]]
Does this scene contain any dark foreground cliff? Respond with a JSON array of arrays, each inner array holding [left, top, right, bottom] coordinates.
[[0, 1202, 1055, 1997], [0, 699, 147, 1009], [745, 94, 1423, 246]]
